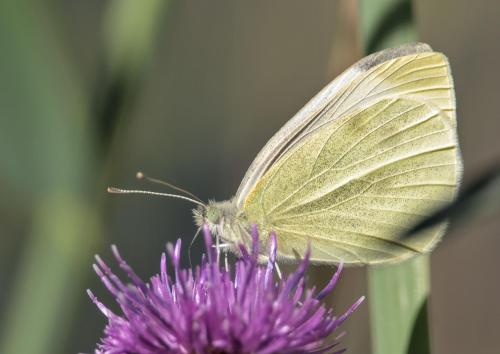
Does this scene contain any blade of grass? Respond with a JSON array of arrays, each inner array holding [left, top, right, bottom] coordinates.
[[359, 1, 432, 354], [0, 1, 168, 353], [0, 2, 100, 354], [368, 256, 431, 354]]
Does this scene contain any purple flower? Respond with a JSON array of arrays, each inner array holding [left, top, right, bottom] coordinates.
[[89, 226, 364, 354]]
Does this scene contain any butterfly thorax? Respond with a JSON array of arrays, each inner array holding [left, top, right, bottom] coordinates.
[[193, 198, 252, 253]]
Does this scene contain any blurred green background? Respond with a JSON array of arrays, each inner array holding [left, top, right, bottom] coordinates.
[[0, 1, 499, 353]]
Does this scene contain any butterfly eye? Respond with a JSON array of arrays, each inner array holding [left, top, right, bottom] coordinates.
[[206, 207, 221, 223]]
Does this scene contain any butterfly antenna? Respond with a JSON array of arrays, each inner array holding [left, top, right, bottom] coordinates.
[[107, 187, 206, 207], [136, 171, 204, 204]]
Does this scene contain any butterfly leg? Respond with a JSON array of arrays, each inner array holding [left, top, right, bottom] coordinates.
[[224, 250, 229, 272], [275, 261, 283, 280], [215, 232, 221, 264]]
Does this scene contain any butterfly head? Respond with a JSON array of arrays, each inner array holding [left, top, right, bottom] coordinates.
[[193, 199, 242, 244], [193, 201, 228, 228]]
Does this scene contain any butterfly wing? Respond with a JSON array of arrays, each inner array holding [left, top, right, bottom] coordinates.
[[236, 43, 455, 208], [241, 47, 460, 265]]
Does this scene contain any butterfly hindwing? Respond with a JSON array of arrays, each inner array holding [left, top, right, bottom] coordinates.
[[243, 96, 459, 264]]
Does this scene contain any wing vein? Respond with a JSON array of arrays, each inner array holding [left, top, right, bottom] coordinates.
[[390, 183, 456, 189], [362, 194, 451, 202], [367, 77, 450, 98], [369, 162, 456, 185], [394, 63, 447, 80]]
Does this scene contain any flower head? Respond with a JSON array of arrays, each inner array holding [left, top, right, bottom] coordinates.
[[89, 226, 364, 354]]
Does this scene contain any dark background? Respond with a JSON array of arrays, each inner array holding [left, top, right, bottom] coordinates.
[[0, 1, 499, 353]]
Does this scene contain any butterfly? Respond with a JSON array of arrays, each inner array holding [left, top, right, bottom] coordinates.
[[113, 43, 461, 265]]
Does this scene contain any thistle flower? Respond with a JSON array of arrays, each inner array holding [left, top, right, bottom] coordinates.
[[88, 226, 364, 354]]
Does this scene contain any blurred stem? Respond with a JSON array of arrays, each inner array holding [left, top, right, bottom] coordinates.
[[0, 1, 168, 354], [1, 196, 99, 354], [360, 0, 417, 53], [104, 0, 167, 77], [359, 1, 431, 354], [0, 2, 100, 354], [96, 0, 168, 150]]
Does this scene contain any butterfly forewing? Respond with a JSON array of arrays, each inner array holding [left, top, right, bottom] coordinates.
[[235, 44, 457, 209], [275, 52, 456, 167]]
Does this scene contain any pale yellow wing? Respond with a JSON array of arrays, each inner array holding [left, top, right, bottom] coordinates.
[[243, 95, 460, 264], [236, 44, 456, 209]]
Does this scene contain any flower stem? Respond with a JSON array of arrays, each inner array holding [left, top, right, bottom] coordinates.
[[359, 1, 432, 353]]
